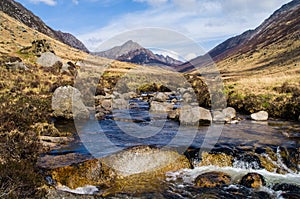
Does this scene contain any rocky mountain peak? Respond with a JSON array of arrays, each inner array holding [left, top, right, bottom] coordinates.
[[0, 0, 89, 53], [93, 40, 183, 66]]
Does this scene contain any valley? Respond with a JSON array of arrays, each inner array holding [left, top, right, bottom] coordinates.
[[0, 0, 299, 198]]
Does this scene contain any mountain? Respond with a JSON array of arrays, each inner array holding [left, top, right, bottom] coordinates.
[[93, 40, 183, 66], [0, 0, 89, 53], [179, 0, 300, 73]]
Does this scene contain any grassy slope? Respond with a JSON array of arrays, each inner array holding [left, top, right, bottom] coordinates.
[[211, 30, 300, 119]]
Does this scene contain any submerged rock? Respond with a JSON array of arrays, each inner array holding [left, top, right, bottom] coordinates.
[[197, 152, 233, 167], [251, 111, 268, 121], [240, 173, 265, 188], [194, 171, 231, 188], [52, 86, 90, 120]]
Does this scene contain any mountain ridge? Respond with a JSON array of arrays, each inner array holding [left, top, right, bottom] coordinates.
[[179, 0, 300, 73], [0, 0, 89, 53], [93, 40, 183, 66]]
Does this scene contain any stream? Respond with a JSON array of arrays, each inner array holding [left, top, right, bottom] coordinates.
[[46, 98, 300, 198]]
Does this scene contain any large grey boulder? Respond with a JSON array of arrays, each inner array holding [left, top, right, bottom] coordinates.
[[37, 52, 62, 68], [251, 111, 268, 121], [52, 86, 90, 120], [179, 106, 212, 125]]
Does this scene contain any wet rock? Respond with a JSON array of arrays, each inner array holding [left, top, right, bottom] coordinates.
[[51, 159, 115, 189], [280, 192, 300, 199], [37, 153, 91, 169], [50, 146, 191, 193], [194, 171, 231, 188], [233, 153, 262, 169], [197, 152, 233, 167], [273, 183, 300, 192], [179, 106, 212, 125], [102, 146, 191, 177], [52, 86, 90, 120], [251, 111, 268, 121], [150, 101, 173, 113], [46, 189, 96, 199], [259, 147, 299, 174], [240, 173, 265, 188]]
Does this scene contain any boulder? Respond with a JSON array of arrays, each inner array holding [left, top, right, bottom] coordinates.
[[153, 92, 168, 102], [50, 146, 191, 194], [212, 111, 226, 122], [2, 56, 28, 70], [240, 173, 265, 188], [251, 111, 268, 121], [179, 106, 212, 125], [102, 146, 191, 177], [37, 52, 62, 68], [52, 86, 90, 120], [194, 171, 231, 188], [222, 107, 236, 119]]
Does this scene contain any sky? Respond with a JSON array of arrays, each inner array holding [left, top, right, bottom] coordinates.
[[15, 0, 291, 57]]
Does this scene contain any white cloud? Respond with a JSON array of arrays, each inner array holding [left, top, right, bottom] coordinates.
[[29, 0, 57, 6], [72, 0, 79, 5], [78, 0, 291, 53]]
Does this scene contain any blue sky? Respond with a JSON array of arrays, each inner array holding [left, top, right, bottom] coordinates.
[[15, 0, 291, 55]]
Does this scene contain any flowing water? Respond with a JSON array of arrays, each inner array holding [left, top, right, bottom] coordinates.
[[48, 98, 300, 198]]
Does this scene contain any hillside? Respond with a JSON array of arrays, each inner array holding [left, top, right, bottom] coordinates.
[[176, 0, 300, 119], [0, 0, 89, 52]]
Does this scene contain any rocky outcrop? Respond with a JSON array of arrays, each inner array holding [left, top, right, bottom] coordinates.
[[194, 171, 231, 188], [251, 111, 268, 121], [52, 86, 90, 120], [0, 56, 28, 70]]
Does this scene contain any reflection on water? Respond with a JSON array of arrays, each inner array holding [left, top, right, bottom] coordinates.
[[56, 113, 299, 158]]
